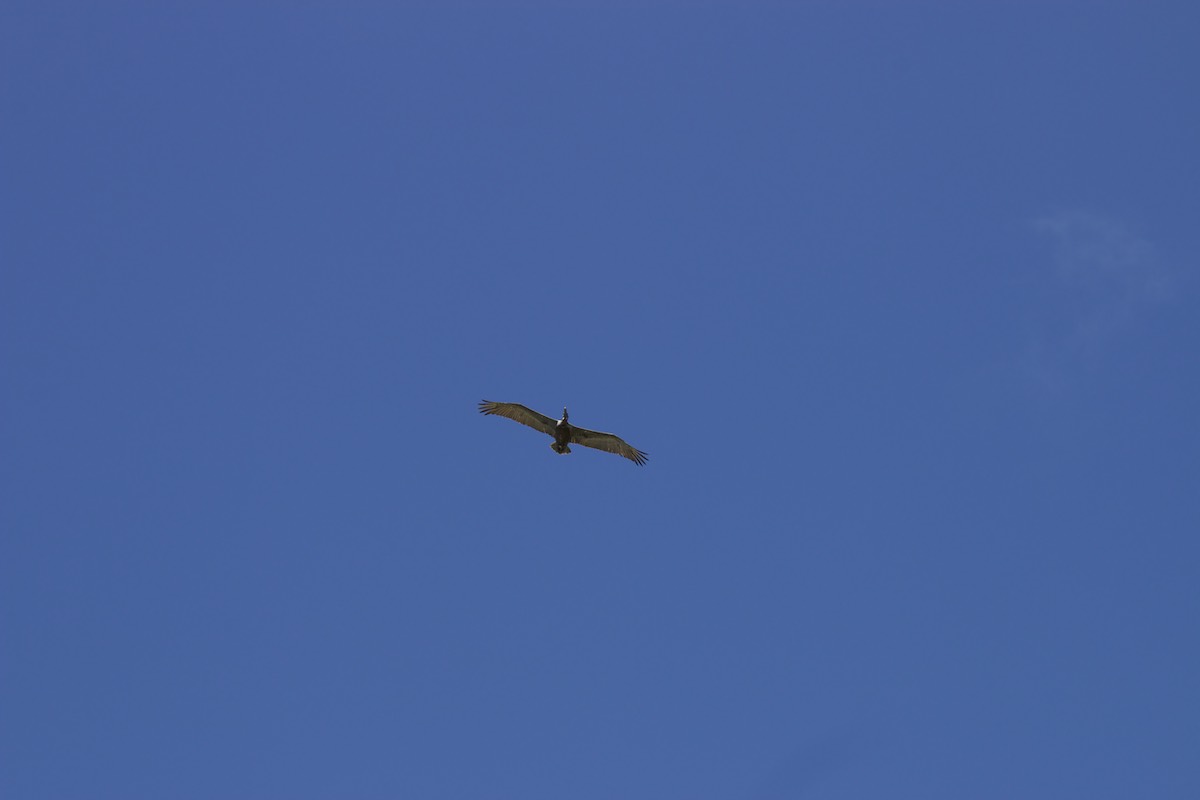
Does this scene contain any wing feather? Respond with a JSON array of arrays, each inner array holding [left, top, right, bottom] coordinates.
[[569, 426, 649, 466], [478, 400, 557, 436]]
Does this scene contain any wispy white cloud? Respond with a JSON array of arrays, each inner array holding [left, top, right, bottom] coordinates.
[[1036, 210, 1171, 333], [1021, 210, 1174, 390]]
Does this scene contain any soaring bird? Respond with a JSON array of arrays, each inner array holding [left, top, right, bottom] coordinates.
[[478, 401, 648, 466]]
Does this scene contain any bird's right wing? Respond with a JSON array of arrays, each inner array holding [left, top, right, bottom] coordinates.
[[478, 401, 557, 436]]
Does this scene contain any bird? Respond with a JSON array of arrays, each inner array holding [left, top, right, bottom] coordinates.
[[478, 401, 648, 466]]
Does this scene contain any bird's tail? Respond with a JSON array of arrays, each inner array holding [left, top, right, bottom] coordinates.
[[550, 443, 571, 454]]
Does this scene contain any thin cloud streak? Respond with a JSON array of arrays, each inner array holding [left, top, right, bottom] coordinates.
[[1035, 210, 1171, 340], [1020, 210, 1175, 390]]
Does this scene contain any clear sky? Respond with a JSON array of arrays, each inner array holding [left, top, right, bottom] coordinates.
[[3, 3, 1198, 798]]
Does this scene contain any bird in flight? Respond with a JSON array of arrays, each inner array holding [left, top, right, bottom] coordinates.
[[478, 401, 648, 466]]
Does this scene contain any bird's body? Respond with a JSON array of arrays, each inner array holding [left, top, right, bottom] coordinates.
[[479, 401, 648, 466], [552, 414, 573, 454]]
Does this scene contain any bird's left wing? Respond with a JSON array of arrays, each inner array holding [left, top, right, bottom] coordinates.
[[478, 400, 557, 436], [569, 426, 649, 466]]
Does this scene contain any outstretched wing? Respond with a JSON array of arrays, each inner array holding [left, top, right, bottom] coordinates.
[[569, 426, 649, 466], [478, 400, 557, 436]]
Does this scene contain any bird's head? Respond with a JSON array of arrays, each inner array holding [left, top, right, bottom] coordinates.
[[562, 407, 569, 421]]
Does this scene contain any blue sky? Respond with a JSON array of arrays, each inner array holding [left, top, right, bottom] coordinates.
[[3, 3, 1198, 797]]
